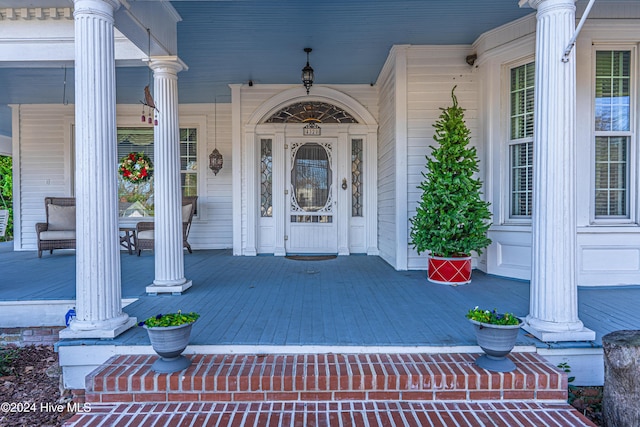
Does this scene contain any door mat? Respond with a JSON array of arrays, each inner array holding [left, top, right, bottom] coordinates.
[[285, 255, 337, 261]]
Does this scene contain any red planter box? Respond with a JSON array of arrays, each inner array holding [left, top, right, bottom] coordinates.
[[428, 255, 472, 285]]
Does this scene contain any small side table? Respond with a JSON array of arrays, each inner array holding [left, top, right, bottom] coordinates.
[[119, 226, 136, 255]]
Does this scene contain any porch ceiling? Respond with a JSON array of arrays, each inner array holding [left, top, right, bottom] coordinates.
[[0, 0, 541, 136], [2, 0, 616, 137]]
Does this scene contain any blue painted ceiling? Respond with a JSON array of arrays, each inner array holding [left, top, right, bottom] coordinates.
[[0, 0, 538, 136]]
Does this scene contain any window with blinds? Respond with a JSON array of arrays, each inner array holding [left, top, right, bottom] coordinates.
[[594, 50, 631, 219], [117, 127, 199, 217], [180, 128, 198, 199], [509, 62, 534, 218], [117, 128, 154, 217]]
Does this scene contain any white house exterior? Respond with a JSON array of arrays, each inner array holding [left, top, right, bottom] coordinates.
[[2, 0, 640, 342]]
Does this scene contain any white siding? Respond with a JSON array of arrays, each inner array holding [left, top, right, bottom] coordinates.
[[13, 103, 233, 251], [376, 55, 397, 268], [404, 46, 480, 270], [178, 104, 233, 250], [0, 135, 11, 156], [12, 104, 74, 250], [474, 15, 537, 280]]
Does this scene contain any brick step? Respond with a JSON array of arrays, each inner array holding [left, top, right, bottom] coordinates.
[[85, 352, 567, 404], [64, 401, 596, 426], [65, 353, 597, 426]]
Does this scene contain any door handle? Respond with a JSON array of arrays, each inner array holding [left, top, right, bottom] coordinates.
[[341, 178, 347, 190]]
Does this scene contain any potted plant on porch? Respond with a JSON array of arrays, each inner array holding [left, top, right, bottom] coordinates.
[[409, 86, 492, 285], [466, 306, 522, 372], [139, 310, 200, 373]]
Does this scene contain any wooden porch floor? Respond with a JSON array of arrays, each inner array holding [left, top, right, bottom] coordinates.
[[1, 242, 639, 349]]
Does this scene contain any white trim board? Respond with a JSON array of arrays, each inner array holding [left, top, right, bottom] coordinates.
[[0, 298, 137, 327]]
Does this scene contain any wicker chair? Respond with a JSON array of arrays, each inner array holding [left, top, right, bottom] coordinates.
[[36, 197, 76, 257], [135, 196, 198, 256]]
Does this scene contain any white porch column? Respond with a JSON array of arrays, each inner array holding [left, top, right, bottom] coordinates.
[[523, 0, 594, 342], [61, 0, 136, 339], [145, 56, 192, 295]]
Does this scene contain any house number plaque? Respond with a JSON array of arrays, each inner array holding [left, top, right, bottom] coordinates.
[[303, 122, 321, 136]]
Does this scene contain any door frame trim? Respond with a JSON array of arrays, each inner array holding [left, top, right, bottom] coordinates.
[[239, 87, 379, 257]]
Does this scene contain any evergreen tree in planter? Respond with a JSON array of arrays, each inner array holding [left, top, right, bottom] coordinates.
[[410, 87, 492, 284]]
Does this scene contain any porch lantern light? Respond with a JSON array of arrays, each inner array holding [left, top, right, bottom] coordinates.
[[209, 148, 223, 175], [209, 101, 223, 175], [301, 48, 314, 95]]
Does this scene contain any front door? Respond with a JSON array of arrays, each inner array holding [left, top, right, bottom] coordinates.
[[286, 140, 337, 254]]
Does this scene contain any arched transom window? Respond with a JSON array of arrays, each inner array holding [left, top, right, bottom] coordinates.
[[263, 102, 359, 124]]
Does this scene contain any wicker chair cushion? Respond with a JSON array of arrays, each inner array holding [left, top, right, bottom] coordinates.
[[39, 230, 76, 240], [182, 204, 193, 222], [137, 230, 154, 239], [48, 204, 76, 231]]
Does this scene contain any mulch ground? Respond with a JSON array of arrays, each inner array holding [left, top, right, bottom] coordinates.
[[0, 346, 76, 427], [570, 385, 604, 426]]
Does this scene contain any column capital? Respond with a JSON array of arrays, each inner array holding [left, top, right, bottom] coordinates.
[[147, 56, 189, 75], [522, 0, 576, 11], [73, 0, 121, 16]]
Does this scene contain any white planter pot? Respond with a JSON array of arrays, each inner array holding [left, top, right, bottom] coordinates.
[[144, 322, 195, 373], [469, 318, 522, 372]]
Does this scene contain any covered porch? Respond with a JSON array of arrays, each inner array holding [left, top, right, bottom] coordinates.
[[1, 242, 637, 389]]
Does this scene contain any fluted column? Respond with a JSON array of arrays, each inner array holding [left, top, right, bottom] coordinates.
[[145, 56, 192, 295], [523, 0, 594, 341], [61, 0, 136, 339]]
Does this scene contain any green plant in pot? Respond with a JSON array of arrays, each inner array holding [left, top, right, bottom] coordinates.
[[139, 311, 200, 373], [410, 86, 492, 285], [466, 307, 522, 372]]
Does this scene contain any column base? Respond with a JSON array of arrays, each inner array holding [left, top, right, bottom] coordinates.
[[523, 316, 596, 342], [59, 317, 137, 339], [146, 279, 192, 295]]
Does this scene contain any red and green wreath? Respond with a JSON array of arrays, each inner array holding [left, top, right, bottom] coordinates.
[[119, 152, 153, 183]]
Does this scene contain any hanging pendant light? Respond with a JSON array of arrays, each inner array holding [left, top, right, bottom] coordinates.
[[209, 101, 223, 175], [301, 48, 314, 95], [209, 148, 223, 176]]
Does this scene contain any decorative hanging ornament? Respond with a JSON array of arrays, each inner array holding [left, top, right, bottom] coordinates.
[[139, 30, 159, 126], [119, 152, 153, 183], [140, 85, 159, 126]]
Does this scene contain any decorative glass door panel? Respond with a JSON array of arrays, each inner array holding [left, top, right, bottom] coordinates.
[[286, 141, 337, 254]]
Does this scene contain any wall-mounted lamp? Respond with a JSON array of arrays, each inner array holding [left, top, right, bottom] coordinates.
[[466, 54, 477, 66], [301, 48, 314, 95]]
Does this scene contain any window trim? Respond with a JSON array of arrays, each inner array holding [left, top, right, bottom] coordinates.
[[503, 56, 535, 225], [179, 117, 207, 220], [590, 44, 637, 225], [179, 126, 200, 217]]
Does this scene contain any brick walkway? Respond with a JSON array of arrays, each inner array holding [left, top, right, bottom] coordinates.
[[63, 352, 596, 426]]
